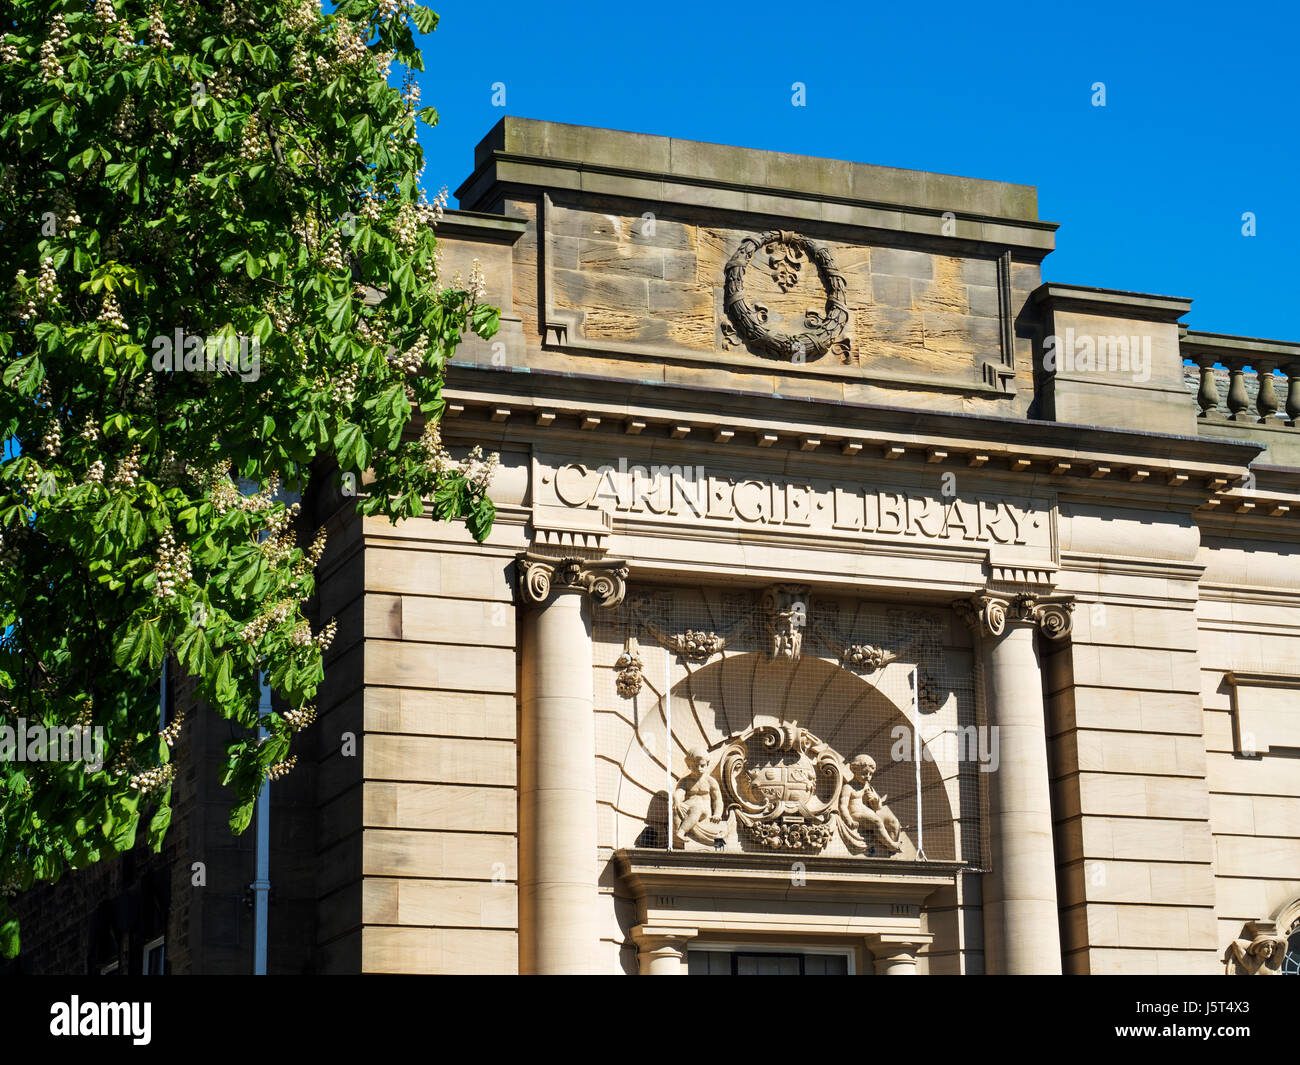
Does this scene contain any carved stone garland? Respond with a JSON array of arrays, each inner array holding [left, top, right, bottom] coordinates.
[[807, 612, 899, 674], [621, 591, 752, 668], [722, 230, 851, 363], [616, 587, 928, 697], [615, 636, 644, 698]]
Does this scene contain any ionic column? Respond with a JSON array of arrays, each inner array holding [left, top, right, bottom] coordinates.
[[517, 553, 628, 975], [955, 592, 1073, 976], [865, 934, 931, 974], [631, 925, 697, 975]]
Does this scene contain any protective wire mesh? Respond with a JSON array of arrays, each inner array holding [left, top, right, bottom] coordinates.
[[594, 584, 987, 868]]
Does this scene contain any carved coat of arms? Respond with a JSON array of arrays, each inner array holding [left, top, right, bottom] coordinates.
[[671, 724, 907, 858]]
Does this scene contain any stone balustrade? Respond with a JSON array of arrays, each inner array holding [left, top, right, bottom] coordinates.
[[1183, 332, 1300, 426]]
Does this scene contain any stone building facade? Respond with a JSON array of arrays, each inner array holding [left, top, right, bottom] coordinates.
[[13, 118, 1300, 975]]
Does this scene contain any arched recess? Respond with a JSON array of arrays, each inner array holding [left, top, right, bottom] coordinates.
[[607, 651, 959, 861]]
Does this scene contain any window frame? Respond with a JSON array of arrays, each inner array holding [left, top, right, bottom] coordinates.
[[686, 941, 857, 975], [141, 936, 166, 976]]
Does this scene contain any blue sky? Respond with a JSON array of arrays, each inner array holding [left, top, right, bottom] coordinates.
[[412, 0, 1298, 343]]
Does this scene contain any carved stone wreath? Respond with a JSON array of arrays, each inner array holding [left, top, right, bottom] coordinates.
[[723, 229, 851, 363]]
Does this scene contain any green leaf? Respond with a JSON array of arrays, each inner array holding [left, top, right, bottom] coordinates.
[[410, 5, 439, 33], [1, 354, 44, 395], [0, 908, 18, 959], [114, 618, 164, 672], [292, 409, 329, 448], [146, 798, 172, 852], [251, 312, 273, 345], [324, 292, 353, 333], [229, 799, 255, 835], [176, 626, 214, 676], [70, 147, 99, 174], [103, 160, 141, 202], [107, 793, 140, 851], [467, 496, 496, 542], [214, 654, 236, 704], [334, 421, 369, 472], [470, 304, 500, 339]]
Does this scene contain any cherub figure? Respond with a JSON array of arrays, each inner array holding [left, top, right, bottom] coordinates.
[[837, 754, 904, 854], [673, 747, 726, 847]]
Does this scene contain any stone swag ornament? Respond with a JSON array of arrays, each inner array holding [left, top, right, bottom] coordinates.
[[624, 592, 747, 665], [614, 636, 644, 698]]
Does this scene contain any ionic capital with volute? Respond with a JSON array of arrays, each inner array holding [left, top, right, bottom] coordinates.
[[516, 552, 629, 609], [953, 592, 1074, 640]]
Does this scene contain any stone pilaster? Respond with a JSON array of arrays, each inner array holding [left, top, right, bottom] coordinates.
[[955, 592, 1073, 975], [865, 933, 931, 974], [517, 553, 628, 975], [631, 925, 697, 975]]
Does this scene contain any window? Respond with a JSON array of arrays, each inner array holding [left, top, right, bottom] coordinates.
[[1285, 929, 1300, 975], [688, 947, 851, 975], [142, 937, 165, 975]]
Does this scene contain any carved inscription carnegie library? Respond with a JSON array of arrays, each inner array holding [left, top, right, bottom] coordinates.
[[540, 460, 1052, 550]]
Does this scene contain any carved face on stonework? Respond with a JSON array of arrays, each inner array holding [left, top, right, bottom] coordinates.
[[850, 754, 876, 782], [686, 748, 709, 775], [773, 614, 801, 653]]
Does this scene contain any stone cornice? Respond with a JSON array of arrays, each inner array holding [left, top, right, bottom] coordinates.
[[1031, 283, 1193, 324], [461, 155, 1058, 254], [435, 208, 528, 244], [468, 119, 1045, 221], [442, 362, 1269, 504], [457, 119, 1057, 254]]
